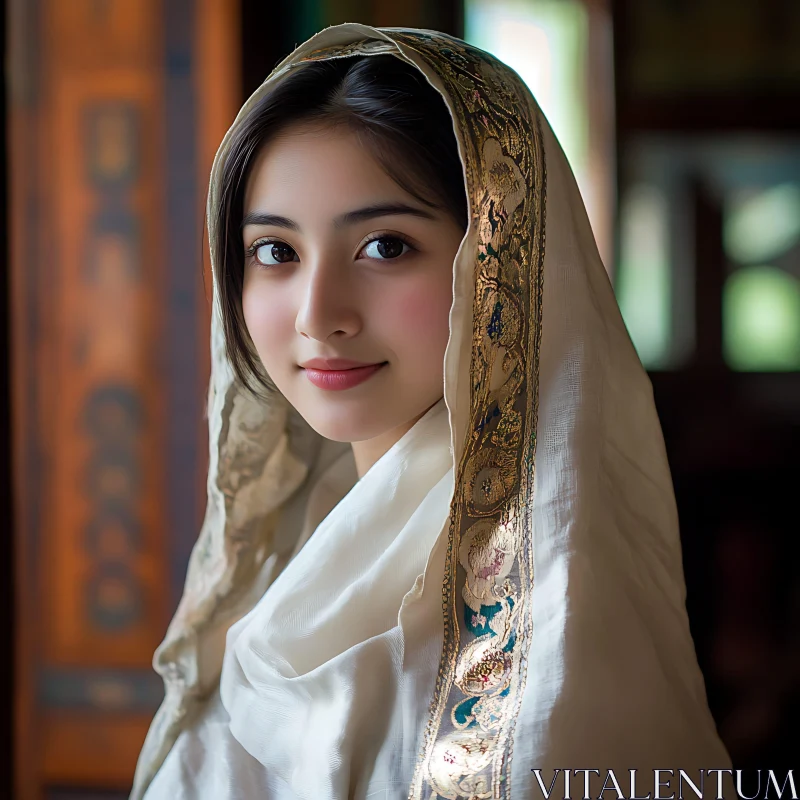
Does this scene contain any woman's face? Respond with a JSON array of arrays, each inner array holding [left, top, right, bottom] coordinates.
[[241, 122, 464, 454]]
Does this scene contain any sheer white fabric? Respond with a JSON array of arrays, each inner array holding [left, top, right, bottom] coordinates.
[[510, 121, 731, 798], [144, 401, 453, 799]]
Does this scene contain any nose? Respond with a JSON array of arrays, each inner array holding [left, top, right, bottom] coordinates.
[[295, 256, 361, 342]]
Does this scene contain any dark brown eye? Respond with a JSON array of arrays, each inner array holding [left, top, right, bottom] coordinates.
[[254, 241, 296, 266], [363, 237, 410, 260]]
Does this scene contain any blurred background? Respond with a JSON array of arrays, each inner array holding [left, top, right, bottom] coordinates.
[[1, 0, 798, 798]]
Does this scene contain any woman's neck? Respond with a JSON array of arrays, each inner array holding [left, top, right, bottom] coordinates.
[[350, 400, 441, 478]]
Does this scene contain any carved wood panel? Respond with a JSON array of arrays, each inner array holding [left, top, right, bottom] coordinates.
[[9, 0, 237, 795]]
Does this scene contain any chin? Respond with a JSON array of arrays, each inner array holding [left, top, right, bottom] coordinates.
[[297, 404, 391, 443]]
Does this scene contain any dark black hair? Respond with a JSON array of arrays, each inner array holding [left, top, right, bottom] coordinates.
[[213, 54, 468, 396]]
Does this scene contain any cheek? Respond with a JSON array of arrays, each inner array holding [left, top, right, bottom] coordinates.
[[241, 282, 294, 368], [378, 277, 452, 356]]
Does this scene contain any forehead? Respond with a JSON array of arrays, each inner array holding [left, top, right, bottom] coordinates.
[[243, 123, 412, 216]]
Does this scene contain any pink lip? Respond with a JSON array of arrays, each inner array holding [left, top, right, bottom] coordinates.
[[300, 358, 387, 391], [300, 358, 378, 370]]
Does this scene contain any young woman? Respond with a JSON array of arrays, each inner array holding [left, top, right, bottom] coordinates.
[[132, 23, 731, 800]]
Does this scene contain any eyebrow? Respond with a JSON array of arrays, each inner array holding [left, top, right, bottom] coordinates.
[[240, 202, 437, 232]]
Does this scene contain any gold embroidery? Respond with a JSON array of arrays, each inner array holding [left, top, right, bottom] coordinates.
[[463, 448, 517, 517], [387, 32, 547, 800]]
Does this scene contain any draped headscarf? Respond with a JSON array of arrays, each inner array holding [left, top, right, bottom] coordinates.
[[131, 23, 731, 800]]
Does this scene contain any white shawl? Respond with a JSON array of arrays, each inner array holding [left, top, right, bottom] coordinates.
[[144, 400, 453, 798], [133, 23, 731, 800]]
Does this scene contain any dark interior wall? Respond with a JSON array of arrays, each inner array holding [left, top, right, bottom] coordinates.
[[613, 0, 800, 770], [2, 0, 14, 794], [240, 0, 464, 101], [240, 0, 294, 101]]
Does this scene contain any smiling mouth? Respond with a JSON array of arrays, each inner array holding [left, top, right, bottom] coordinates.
[[301, 362, 388, 391]]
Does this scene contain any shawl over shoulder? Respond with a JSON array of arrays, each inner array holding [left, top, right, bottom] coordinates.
[[131, 23, 731, 800]]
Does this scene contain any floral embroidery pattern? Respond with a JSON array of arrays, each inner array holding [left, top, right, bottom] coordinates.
[[385, 32, 547, 800]]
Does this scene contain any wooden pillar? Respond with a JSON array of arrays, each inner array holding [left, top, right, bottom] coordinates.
[[8, 0, 238, 795]]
